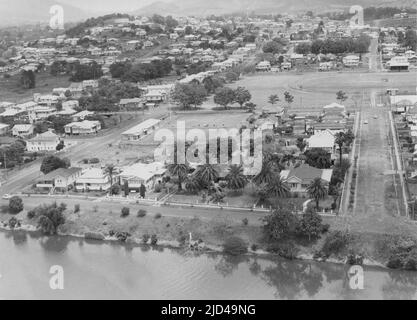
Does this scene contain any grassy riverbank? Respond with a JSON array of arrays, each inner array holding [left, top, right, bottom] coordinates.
[[1, 198, 417, 270]]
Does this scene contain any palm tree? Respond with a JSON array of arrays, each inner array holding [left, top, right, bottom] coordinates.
[[334, 132, 345, 164], [105, 164, 116, 193], [167, 163, 189, 191], [253, 158, 274, 185], [194, 164, 219, 187], [225, 165, 248, 191], [307, 178, 327, 210], [185, 175, 201, 194], [268, 94, 279, 106], [267, 174, 290, 198]]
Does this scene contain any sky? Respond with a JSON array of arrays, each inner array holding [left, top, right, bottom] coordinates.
[[58, 0, 171, 14]]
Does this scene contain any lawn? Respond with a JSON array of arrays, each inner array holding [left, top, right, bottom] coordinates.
[[0, 71, 71, 103]]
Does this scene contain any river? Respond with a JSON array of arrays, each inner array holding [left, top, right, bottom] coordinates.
[[0, 230, 416, 300]]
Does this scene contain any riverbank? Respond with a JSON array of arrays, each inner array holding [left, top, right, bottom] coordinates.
[[2, 199, 415, 271]]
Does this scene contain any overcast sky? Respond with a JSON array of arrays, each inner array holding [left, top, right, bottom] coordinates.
[[59, 0, 171, 13]]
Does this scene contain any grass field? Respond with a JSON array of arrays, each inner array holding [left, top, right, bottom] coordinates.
[[0, 71, 71, 103]]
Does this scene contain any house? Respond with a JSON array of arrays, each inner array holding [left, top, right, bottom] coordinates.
[[64, 120, 101, 135], [280, 164, 333, 195], [28, 106, 57, 122], [72, 110, 94, 122], [36, 167, 83, 190], [26, 130, 61, 152], [144, 90, 165, 103], [0, 123, 9, 135], [342, 55, 360, 67], [121, 118, 161, 142], [119, 162, 166, 191], [387, 56, 409, 72], [306, 130, 336, 155], [82, 80, 99, 89], [119, 98, 142, 109], [75, 168, 112, 191], [256, 61, 271, 71], [12, 124, 34, 138]]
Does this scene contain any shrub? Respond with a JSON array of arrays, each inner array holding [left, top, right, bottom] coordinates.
[[74, 204, 80, 213], [9, 196, 24, 214], [223, 236, 248, 256], [154, 213, 162, 219], [251, 244, 258, 251], [321, 231, 350, 257], [403, 248, 417, 271], [27, 209, 36, 219], [8, 217, 19, 229], [150, 234, 158, 245], [242, 218, 249, 226], [121, 207, 130, 217], [266, 242, 298, 259], [142, 233, 150, 244], [137, 209, 147, 218]]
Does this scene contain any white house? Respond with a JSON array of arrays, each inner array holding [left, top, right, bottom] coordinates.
[[342, 55, 360, 67], [119, 162, 166, 191], [26, 130, 61, 152], [121, 118, 161, 142], [12, 124, 34, 138], [64, 120, 101, 135], [75, 168, 112, 192], [306, 129, 336, 155], [36, 167, 83, 190]]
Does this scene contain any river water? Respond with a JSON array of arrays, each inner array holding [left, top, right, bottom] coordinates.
[[0, 230, 416, 300]]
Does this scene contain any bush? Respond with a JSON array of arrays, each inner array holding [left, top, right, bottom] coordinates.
[[154, 213, 162, 219], [150, 234, 158, 245], [321, 231, 350, 257], [8, 217, 19, 229], [251, 244, 258, 251], [27, 209, 36, 219], [9, 196, 24, 214], [142, 233, 150, 244], [266, 242, 298, 259], [223, 236, 248, 256], [74, 204, 80, 213], [242, 218, 249, 226], [120, 207, 130, 218], [137, 209, 147, 218]]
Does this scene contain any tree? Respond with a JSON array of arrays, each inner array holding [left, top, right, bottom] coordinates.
[[284, 91, 294, 107], [40, 156, 70, 174], [304, 148, 331, 169], [267, 174, 290, 198], [167, 163, 189, 191], [172, 83, 207, 109], [19, 70, 36, 89], [194, 164, 218, 187], [9, 196, 23, 214], [185, 176, 201, 194], [268, 94, 279, 106], [307, 178, 327, 210], [334, 132, 345, 164], [214, 87, 236, 109], [263, 41, 284, 54], [295, 43, 311, 54], [336, 90, 348, 103], [140, 184, 146, 198], [105, 164, 116, 193], [262, 206, 298, 241], [343, 129, 355, 146], [254, 159, 275, 185], [296, 208, 324, 241], [202, 76, 225, 94], [234, 87, 251, 108], [37, 202, 66, 235], [225, 165, 248, 191], [404, 29, 417, 51], [296, 137, 306, 152]]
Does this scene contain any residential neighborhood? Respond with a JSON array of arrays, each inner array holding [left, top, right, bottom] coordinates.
[[0, 0, 417, 301]]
